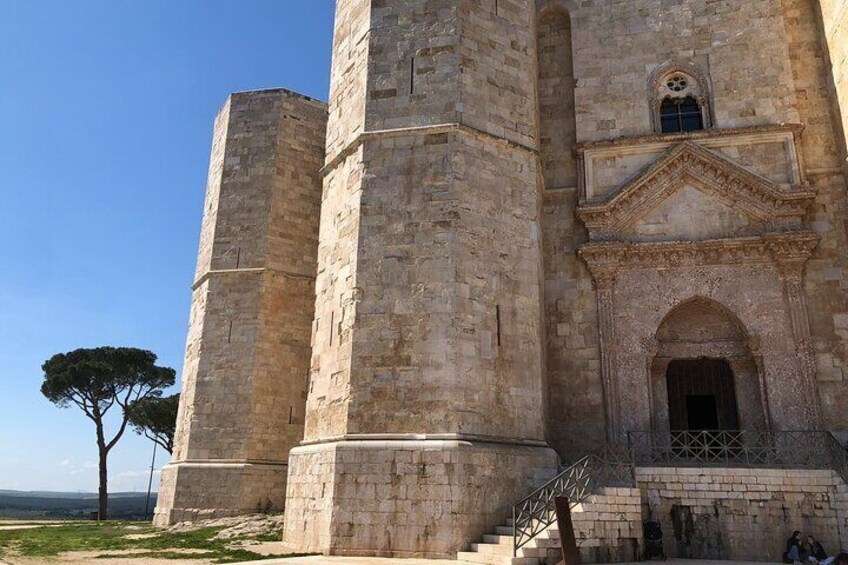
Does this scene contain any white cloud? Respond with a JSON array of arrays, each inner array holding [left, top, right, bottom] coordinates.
[[110, 469, 161, 492], [114, 469, 160, 480], [59, 458, 98, 475]]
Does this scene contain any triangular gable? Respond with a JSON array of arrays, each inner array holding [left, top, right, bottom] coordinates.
[[577, 142, 815, 237]]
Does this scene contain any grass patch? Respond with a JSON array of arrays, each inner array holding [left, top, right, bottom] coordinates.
[[0, 521, 315, 563]]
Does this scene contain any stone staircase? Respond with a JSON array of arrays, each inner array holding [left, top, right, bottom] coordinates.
[[456, 487, 643, 565], [454, 431, 848, 564]]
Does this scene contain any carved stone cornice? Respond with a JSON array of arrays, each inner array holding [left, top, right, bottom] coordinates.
[[579, 231, 820, 273], [576, 123, 804, 152], [577, 142, 816, 238]]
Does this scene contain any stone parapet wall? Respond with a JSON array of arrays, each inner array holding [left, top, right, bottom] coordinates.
[[571, 487, 644, 563], [636, 467, 845, 561], [514, 487, 644, 564]]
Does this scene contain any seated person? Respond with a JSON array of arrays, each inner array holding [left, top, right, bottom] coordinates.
[[806, 537, 836, 565], [785, 531, 803, 563]]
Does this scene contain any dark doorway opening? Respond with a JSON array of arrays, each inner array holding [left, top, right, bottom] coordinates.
[[686, 395, 718, 430], [667, 358, 739, 431]]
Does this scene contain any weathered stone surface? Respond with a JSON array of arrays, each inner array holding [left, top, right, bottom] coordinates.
[[159, 0, 848, 559], [637, 467, 845, 561], [154, 89, 327, 525]]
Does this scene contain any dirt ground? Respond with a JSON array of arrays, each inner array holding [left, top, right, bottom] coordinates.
[[3, 549, 214, 565]]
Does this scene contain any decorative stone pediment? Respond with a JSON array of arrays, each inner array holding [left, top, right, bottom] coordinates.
[[577, 142, 815, 241]]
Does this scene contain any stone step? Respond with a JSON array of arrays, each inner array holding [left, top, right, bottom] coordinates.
[[483, 534, 513, 545], [461, 483, 645, 564], [455, 551, 539, 565], [471, 542, 513, 555]]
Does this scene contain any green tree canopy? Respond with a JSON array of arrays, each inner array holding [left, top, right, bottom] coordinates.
[[128, 393, 180, 454], [41, 347, 175, 519]]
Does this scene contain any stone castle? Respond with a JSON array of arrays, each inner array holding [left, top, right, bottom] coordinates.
[[155, 0, 848, 561]]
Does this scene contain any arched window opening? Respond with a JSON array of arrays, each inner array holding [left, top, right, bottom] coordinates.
[[660, 96, 704, 133], [648, 64, 713, 134]]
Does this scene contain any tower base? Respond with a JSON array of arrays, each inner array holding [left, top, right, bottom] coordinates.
[[153, 461, 287, 525], [283, 438, 559, 558]]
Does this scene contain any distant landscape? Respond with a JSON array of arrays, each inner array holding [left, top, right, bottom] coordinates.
[[0, 490, 156, 520]]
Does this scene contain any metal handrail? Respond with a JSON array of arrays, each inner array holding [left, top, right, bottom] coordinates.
[[511, 430, 848, 556], [627, 430, 848, 476], [511, 444, 634, 555]]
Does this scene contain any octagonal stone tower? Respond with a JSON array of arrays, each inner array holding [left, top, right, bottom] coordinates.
[[281, 0, 559, 557], [154, 89, 327, 524]]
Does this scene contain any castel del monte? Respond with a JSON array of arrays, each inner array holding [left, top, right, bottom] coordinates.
[[154, 1, 848, 563]]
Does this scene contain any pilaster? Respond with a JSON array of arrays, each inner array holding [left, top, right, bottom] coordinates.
[[768, 235, 822, 428]]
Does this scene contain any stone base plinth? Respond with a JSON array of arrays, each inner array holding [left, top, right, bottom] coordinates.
[[282, 438, 559, 558], [153, 461, 287, 525]]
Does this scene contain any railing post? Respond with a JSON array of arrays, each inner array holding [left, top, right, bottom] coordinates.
[[512, 505, 517, 557]]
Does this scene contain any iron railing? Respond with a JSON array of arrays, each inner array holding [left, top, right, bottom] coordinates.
[[511, 444, 634, 554], [627, 430, 848, 483], [511, 430, 848, 555]]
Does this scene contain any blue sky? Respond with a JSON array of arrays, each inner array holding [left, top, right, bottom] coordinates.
[[0, 1, 334, 493]]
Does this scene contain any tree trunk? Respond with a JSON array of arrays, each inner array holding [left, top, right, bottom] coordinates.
[[96, 424, 108, 520], [98, 449, 108, 520]]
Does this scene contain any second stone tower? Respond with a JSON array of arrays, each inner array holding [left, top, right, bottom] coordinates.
[[283, 0, 558, 557]]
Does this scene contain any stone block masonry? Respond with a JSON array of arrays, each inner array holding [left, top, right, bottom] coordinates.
[[817, 0, 848, 175], [154, 89, 327, 525], [283, 0, 561, 556], [636, 467, 846, 562], [156, 0, 848, 558], [285, 440, 557, 558]]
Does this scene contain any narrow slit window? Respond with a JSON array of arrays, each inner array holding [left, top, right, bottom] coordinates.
[[496, 305, 502, 347]]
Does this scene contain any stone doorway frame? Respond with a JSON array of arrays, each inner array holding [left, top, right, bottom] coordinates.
[[646, 297, 771, 435], [579, 232, 821, 442]]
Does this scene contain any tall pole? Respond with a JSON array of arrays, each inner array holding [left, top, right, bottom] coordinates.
[[144, 443, 157, 521]]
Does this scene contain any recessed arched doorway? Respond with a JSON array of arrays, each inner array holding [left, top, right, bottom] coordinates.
[[666, 358, 739, 432], [649, 298, 769, 434]]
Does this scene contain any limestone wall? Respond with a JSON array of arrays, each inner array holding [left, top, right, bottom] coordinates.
[[552, 0, 799, 142], [571, 488, 644, 563], [520, 487, 644, 564], [817, 0, 848, 169], [285, 440, 557, 558], [304, 0, 550, 448], [637, 467, 846, 561], [542, 192, 604, 460], [286, 0, 561, 557], [781, 0, 848, 439], [539, 0, 848, 454], [155, 89, 327, 525], [537, 7, 577, 191]]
